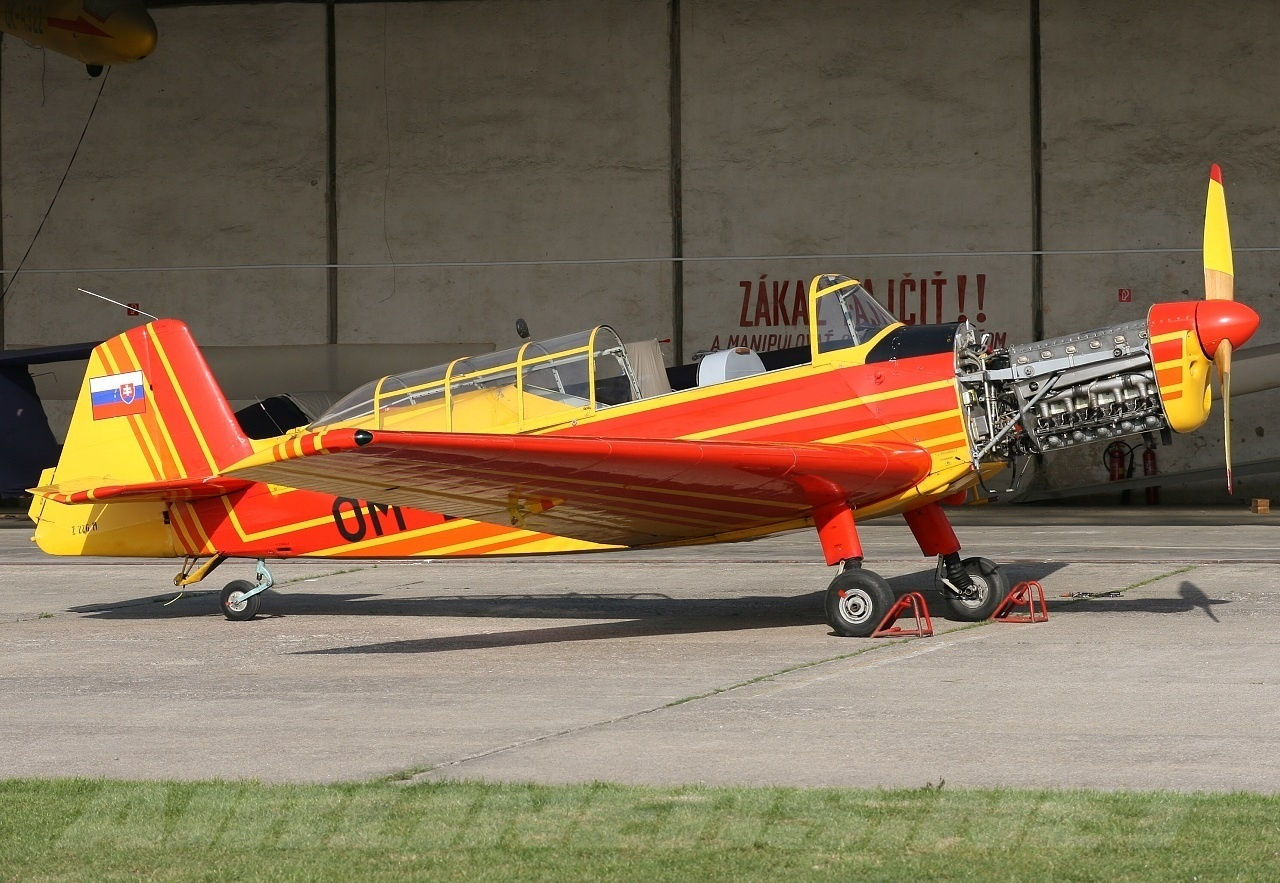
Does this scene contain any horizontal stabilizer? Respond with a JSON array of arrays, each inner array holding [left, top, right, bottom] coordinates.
[[31, 474, 251, 505]]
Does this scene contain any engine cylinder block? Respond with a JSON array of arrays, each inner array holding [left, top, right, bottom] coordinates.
[[957, 319, 1171, 461]]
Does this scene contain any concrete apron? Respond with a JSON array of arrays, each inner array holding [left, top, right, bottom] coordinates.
[[2, 507, 1278, 791]]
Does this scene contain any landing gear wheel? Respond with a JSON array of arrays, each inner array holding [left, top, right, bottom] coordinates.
[[940, 557, 1007, 622], [220, 579, 261, 621], [824, 568, 895, 637]]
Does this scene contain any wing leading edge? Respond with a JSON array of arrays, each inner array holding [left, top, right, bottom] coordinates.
[[224, 429, 932, 548]]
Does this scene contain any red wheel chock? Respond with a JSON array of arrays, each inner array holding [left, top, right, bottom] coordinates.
[[992, 580, 1049, 623], [872, 592, 934, 637]]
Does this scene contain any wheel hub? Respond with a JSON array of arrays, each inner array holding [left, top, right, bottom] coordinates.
[[952, 577, 989, 608], [838, 588, 872, 624]]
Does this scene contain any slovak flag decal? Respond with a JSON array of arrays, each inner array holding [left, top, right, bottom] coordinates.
[[90, 370, 148, 419]]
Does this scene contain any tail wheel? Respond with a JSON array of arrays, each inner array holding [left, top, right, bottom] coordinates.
[[940, 557, 1007, 622], [220, 579, 261, 622], [824, 568, 895, 637]]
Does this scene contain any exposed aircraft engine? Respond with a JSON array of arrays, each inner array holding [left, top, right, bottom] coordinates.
[[956, 319, 1172, 463]]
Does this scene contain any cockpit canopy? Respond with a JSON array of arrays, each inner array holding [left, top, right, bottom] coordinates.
[[308, 274, 898, 434], [310, 325, 638, 433], [810, 274, 897, 354]]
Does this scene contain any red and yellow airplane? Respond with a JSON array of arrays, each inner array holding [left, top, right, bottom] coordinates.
[[28, 167, 1260, 636], [0, 0, 156, 76]]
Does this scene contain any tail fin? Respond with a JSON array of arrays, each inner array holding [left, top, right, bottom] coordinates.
[[49, 319, 252, 488], [29, 319, 254, 556]]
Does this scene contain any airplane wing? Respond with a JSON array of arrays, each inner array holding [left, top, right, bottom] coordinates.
[[222, 429, 932, 547]]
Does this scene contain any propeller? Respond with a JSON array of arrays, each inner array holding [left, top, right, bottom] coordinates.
[[1202, 164, 1238, 492]]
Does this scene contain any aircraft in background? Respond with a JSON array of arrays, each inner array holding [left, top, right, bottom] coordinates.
[[0, 0, 156, 76], [0, 340, 98, 502], [27, 168, 1260, 636]]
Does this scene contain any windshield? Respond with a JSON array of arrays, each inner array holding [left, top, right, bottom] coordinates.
[[813, 274, 896, 353]]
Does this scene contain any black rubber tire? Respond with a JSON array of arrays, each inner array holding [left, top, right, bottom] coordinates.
[[824, 568, 895, 637], [220, 579, 262, 621], [939, 557, 1008, 622]]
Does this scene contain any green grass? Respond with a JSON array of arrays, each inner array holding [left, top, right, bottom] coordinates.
[[3, 779, 1280, 881]]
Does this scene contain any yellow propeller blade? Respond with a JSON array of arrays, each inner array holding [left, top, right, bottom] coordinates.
[[1217, 340, 1234, 494], [1204, 163, 1234, 301], [1205, 164, 1237, 492]]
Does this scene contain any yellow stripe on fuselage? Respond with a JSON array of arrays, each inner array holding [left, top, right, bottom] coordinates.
[[384, 529, 537, 558], [217, 494, 343, 543], [677, 378, 956, 442], [917, 432, 970, 453], [817, 409, 960, 445]]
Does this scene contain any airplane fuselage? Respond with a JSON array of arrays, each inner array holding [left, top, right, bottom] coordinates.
[[184, 344, 977, 560], [32, 323, 982, 562]]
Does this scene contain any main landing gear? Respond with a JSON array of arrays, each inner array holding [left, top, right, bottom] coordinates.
[[818, 501, 1007, 637], [824, 564, 894, 637], [935, 553, 1007, 622]]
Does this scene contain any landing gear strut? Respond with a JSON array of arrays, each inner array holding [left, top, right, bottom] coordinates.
[[813, 503, 897, 637], [905, 502, 1007, 622]]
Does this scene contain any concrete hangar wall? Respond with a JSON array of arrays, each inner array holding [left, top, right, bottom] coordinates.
[[2, 0, 1278, 500]]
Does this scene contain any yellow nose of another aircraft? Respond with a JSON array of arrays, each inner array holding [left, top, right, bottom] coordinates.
[[104, 4, 157, 61]]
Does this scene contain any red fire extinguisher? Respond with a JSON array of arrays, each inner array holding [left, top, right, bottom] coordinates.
[[1106, 442, 1128, 483], [1104, 441, 1132, 504], [1143, 443, 1159, 505]]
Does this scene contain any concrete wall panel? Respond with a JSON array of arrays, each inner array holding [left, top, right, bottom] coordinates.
[[1040, 0, 1280, 336], [333, 0, 674, 347], [678, 0, 1035, 355], [2, 5, 329, 347]]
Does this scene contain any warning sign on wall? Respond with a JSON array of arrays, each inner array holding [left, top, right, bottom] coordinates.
[[699, 270, 1010, 355]]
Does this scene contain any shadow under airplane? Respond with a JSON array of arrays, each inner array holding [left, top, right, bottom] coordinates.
[[71, 560, 1238, 656]]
